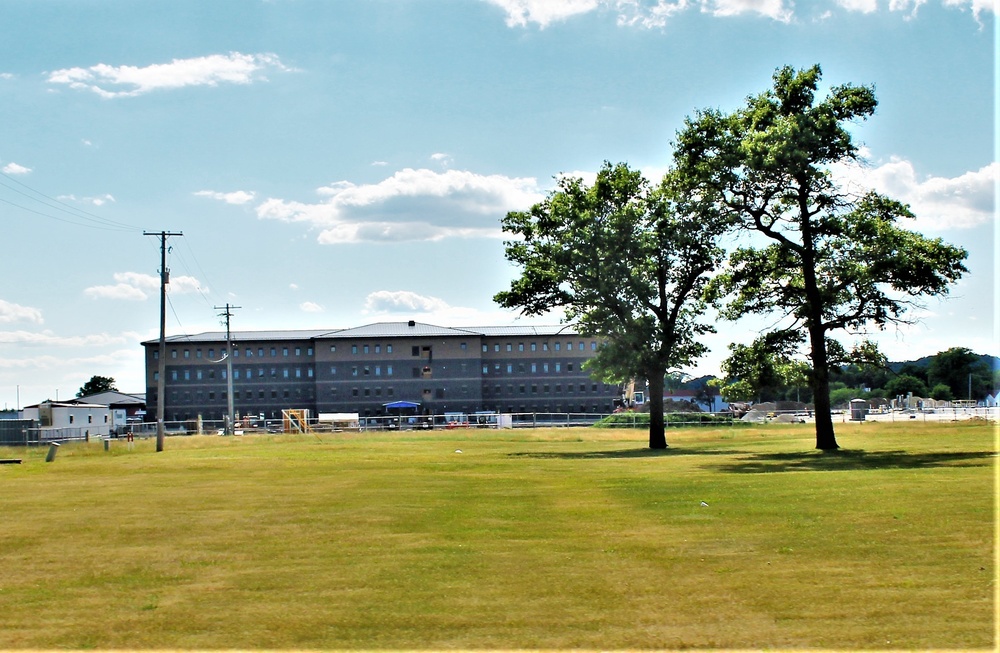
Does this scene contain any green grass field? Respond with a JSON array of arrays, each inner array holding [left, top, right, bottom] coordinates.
[[1, 421, 995, 650]]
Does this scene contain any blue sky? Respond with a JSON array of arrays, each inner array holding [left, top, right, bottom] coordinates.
[[0, 0, 995, 408]]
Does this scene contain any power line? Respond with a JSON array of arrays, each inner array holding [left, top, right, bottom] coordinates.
[[0, 170, 137, 232]]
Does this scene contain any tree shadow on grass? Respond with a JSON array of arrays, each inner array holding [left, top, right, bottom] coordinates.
[[707, 449, 997, 474], [508, 447, 751, 460]]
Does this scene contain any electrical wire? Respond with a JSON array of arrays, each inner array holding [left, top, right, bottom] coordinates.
[[0, 170, 137, 232]]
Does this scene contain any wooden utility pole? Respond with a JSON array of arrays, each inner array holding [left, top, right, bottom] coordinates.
[[144, 230, 183, 452], [214, 303, 241, 435]]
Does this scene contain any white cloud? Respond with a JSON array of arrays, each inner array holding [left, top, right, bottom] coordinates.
[[0, 330, 126, 347], [60, 193, 116, 206], [84, 271, 205, 300], [615, 0, 691, 26], [371, 160, 389, 166], [835, 0, 878, 12], [833, 158, 997, 230], [362, 289, 565, 326], [430, 152, 453, 167], [942, 0, 995, 21], [195, 189, 257, 205], [300, 301, 324, 313], [490, 0, 991, 26], [47, 52, 293, 98], [256, 167, 544, 244], [486, 0, 601, 27], [0, 72, 14, 80], [364, 290, 451, 314], [84, 283, 149, 301], [2, 162, 31, 175], [699, 0, 793, 21], [0, 300, 43, 324], [289, 283, 299, 290]]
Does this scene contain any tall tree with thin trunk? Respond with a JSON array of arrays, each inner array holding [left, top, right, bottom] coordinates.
[[673, 64, 968, 450], [495, 162, 725, 449]]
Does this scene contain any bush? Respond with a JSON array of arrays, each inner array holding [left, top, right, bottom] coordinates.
[[594, 412, 735, 428]]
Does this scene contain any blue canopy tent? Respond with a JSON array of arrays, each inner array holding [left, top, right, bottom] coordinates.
[[383, 401, 420, 410]]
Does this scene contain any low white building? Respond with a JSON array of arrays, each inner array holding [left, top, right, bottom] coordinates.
[[21, 400, 112, 440]]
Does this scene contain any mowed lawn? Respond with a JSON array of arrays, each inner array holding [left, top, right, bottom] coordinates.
[[0, 421, 995, 650]]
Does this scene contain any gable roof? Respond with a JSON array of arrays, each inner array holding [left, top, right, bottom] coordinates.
[[74, 391, 146, 407]]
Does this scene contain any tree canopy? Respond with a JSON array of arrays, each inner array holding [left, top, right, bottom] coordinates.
[[77, 375, 118, 398], [494, 162, 725, 448], [673, 64, 968, 450]]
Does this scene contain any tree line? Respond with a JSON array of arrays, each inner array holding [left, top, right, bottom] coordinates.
[[495, 64, 969, 451]]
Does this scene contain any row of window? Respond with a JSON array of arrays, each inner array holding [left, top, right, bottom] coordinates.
[[157, 345, 315, 360], [486, 383, 608, 395], [170, 387, 317, 403], [484, 341, 596, 353], [482, 362, 580, 375], [160, 367, 316, 381]]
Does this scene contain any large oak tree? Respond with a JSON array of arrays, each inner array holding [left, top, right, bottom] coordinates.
[[495, 162, 725, 449], [673, 64, 968, 450]]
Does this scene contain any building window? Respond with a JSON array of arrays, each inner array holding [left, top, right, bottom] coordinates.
[[330, 366, 337, 375], [259, 368, 265, 378], [531, 343, 537, 351], [184, 349, 190, 359], [375, 366, 381, 376], [555, 363, 561, 372], [153, 350, 159, 360], [531, 363, 537, 373], [184, 370, 190, 380], [257, 348, 263, 357], [387, 365, 393, 376], [153, 372, 159, 381], [270, 368, 277, 378], [283, 347, 289, 357], [506, 343, 512, 352], [295, 368, 301, 378], [208, 348, 214, 358], [483, 365, 489, 374], [461, 342, 467, 350], [506, 364, 513, 373], [352, 366, 359, 377], [543, 363, 549, 373], [196, 349, 202, 359], [482, 344, 488, 353], [171, 350, 178, 359], [196, 370, 203, 380], [591, 341, 597, 351], [330, 345, 337, 352], [543, 343, 549, 351], [375, 344, 381, 354], [494, 344, 500, 352], [386, 345, 392, 353], [270, 348, 276, 357], [283, 369, 289, 378], [555, 343, 561, 351], [518, 343, 524, 351], [412, 346, 420, 356], [364, 366, 371, 376], [234, 370, 241, 380], [307, 368, 313, 378], [307, 347, 314, 355], [295, 347, 301, 356], [363, 345, 369, 354], [69, 415, 74, 424], [353, 345, 359, 354], [247, 349, 254, 358], [567, 363, 574, 372]]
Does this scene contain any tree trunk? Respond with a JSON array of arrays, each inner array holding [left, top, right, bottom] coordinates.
[[647, 373, 667, 449], [807, 324, 839, 450]]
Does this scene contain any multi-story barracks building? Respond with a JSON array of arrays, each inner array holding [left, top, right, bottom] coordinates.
[[142, 321, 619, 422]]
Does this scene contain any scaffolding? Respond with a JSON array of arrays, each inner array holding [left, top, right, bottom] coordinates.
[[281, 409, 312, 433]]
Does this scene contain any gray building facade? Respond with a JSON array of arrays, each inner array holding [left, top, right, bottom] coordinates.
[[143, 321, 618, 421]]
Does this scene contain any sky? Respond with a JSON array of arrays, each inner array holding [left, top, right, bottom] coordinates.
[[0, 0, 995, 409]]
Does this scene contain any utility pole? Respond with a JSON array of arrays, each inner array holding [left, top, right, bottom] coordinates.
[[145, 230, 183, 452], [214, 303, 241, 435]]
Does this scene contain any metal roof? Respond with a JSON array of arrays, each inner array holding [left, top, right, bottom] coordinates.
[[142, 322, 581, 345]]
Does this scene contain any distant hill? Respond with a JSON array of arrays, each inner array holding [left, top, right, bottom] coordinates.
[[889, 353, 999, 373]]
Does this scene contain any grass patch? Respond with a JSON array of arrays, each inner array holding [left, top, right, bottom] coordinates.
[[0, 422, 995, 649]]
